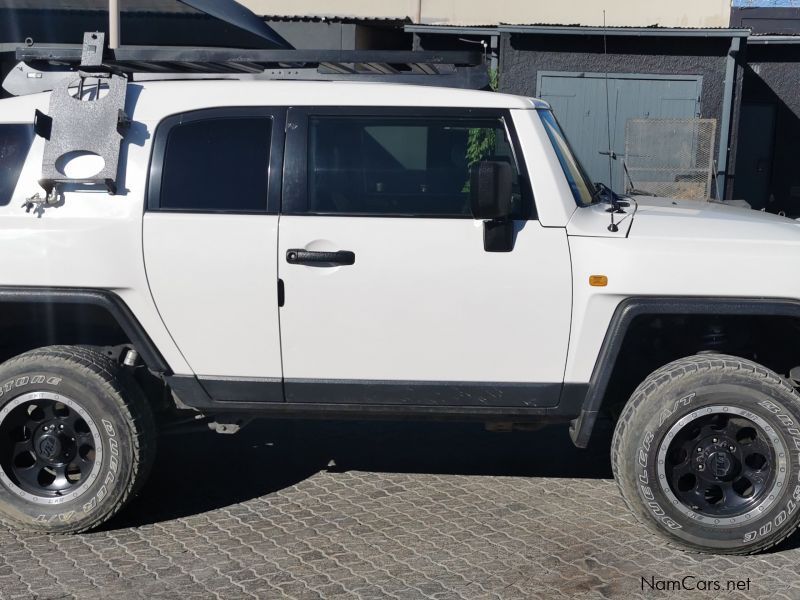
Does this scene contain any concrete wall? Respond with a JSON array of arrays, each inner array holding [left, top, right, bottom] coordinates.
[[239, 0, 732, 28]]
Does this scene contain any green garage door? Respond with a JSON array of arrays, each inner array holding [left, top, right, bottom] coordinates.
[[537, 72, 702, 192]]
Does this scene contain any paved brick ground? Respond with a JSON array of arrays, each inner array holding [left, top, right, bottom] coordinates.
[[0, 419, 799, 599]]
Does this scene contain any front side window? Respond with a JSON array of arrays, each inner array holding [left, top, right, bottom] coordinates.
[[539, 110, 596, 207], [307, 115, 528, 217], [157, 116, 272, 212], [0, 125, 35, 207]]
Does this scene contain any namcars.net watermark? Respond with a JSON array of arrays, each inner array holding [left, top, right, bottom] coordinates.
[[642, 575, 751, 592]]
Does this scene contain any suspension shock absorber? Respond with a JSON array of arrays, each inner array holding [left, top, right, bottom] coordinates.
[[699, 320, 728, 353]]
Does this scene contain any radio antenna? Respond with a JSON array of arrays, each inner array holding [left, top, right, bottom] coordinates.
[[602, 10, 614, 188]]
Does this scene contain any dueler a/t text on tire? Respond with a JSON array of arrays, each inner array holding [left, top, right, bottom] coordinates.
[[612, 354, 800, 554], [0, 346, 155, 533]]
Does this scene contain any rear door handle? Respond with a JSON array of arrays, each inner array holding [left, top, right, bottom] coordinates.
[[286, 249, 355, 266]]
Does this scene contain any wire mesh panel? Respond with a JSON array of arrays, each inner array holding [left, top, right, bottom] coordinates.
[[624, 118, 717, 200]]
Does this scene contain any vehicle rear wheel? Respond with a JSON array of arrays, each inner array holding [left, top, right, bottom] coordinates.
[[0, 346, 155, 533], [612, 354, 800, 554]]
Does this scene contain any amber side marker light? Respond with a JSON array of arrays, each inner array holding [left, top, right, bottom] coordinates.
[[589, 275, 608, 287]]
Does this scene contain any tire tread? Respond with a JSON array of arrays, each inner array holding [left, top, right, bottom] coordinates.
[[611, 353, 800, 555], [0, 345, 155, 533]]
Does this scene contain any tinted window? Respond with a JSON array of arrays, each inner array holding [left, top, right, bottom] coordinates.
[[307, 116, 527, 217], [0, 125, 35, 207], [158, 117, 271, 212]]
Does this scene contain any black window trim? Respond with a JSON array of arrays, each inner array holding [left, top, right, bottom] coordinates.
[[282, 106, 537, 220], [146, 107, 286, 215]]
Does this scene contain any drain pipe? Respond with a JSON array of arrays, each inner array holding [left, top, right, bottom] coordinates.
[[109, 0, 120, 49], [717, 35, 740, 200]]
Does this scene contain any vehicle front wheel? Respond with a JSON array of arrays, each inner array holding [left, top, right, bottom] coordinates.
[[0, 346, 155, 533], [612, 354, 800, 554]]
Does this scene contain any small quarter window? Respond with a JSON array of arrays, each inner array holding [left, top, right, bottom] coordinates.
[[157, 117, 271, 212], [307, 115, 527, 217], [0, 125, 35, 207]]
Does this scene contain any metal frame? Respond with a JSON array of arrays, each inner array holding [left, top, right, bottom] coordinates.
[[11, 44, 489, 92], [717, 36, 741, 199], [624, 117, 717, 200]]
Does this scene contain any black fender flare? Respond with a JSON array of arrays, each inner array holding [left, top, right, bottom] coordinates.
[[570, 296, 800, 448], [0, 287, 171, 374]]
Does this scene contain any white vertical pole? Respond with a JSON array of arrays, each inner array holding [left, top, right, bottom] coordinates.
[[109, 0, 120, 49]]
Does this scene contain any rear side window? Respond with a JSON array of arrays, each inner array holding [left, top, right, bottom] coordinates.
[[156, 117, 272, 212], [0, 125, 35, 207], [306, 115, 528, 217]]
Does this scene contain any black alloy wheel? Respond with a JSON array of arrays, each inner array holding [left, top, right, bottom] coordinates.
[[613, 354, 800, 554], [0, 393, 100, 502], [0, 346, 155, 533], [661, 409, 779, 520]]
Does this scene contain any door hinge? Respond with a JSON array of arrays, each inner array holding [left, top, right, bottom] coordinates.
[[277, 278, 285, 307]]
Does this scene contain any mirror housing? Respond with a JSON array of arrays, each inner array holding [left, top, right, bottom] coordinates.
[[469, 160, 513, 220]]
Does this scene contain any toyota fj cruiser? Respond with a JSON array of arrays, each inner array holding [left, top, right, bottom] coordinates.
[[1, 39, 800, 556]]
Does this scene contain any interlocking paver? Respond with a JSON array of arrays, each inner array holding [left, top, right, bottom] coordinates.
[[0, 419, 799, 599]]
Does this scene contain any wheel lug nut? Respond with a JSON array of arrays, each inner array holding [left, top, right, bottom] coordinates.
[[712, 438, 718, 443], [698, 464, 705, 471], [58, 424, 64, 430]]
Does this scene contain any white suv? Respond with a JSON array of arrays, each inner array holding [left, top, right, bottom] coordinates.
[[1, 74, 800, 555]]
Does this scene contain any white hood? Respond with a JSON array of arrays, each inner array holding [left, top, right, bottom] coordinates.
[[628, 197, 800, 243], [567, 196, 800, 244]]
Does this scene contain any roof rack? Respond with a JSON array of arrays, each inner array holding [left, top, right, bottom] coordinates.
[[6, 37, 489, 97], [8, 32, 489, 206]]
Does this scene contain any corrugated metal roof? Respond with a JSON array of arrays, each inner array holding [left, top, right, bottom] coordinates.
[[2, 2, 407, 21], [407, 23, 750, 38], [748, 34, 800, 43], [2, 0, 196, 12], [263, 14, 407, 23]]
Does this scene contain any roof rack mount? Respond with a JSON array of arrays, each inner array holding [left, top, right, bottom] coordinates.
[[20, 33, 131, 204], [5, 32, 489, 96]]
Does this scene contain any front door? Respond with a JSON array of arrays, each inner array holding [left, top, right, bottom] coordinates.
[[277, 107, 572, 406]]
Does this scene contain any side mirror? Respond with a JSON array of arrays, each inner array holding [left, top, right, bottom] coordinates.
[[470, 160, 513, 219], [470, 160, 515, 252]]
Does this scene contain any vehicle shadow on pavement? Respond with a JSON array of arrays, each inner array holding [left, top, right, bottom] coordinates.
[[109, 419, 614, 530]]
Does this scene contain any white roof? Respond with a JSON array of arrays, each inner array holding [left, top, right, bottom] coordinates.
[[0, 80, 548, 123]]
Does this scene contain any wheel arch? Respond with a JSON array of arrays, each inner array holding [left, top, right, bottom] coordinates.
[[570, 296, 800, 448], [0, 287, 171, 374]]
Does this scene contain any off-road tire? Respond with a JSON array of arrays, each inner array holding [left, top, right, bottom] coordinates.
[[612, 354, 800, 554], [0, 345, 155, 533]]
